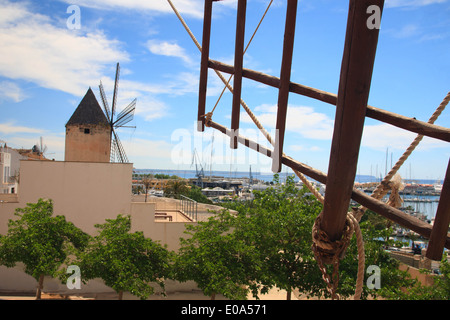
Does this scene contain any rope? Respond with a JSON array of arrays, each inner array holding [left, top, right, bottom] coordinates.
[[293, 169, 324, 204], [166, 0, 276, 145], [355, 91, 450, 221], [166, 0, 362, 297], [167, 0, 448, 300], [210, 0, 274, 115], [311, 207, 365, 300], [312, 211, 354, 300]]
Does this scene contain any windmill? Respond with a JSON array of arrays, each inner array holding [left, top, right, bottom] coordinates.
[[33, 137, 47, 156], [99, 62, 137, 163]]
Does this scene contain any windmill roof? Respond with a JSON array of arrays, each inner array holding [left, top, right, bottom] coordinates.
[[66, 88, 110, 127]]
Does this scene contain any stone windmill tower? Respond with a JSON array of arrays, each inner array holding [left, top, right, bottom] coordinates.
[[64, 87, 112, 162]]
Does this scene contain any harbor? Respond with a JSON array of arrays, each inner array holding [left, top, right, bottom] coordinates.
[[134, 168, 442, 221]]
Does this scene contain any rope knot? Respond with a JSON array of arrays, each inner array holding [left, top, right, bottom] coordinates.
[[312, 211, 364, 300], [311, 212, 354, 265], [202, 112, 213, 127]]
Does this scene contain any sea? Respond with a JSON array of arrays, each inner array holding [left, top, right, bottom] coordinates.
[[133, 168, 442, 220]]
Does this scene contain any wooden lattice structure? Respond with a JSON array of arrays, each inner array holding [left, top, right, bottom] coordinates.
[[194, 0, 450, 268]]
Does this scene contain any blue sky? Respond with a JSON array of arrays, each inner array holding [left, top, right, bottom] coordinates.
[[0, 0, 449, 180]]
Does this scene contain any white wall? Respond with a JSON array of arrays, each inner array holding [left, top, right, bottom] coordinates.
[[17, 160, 132, 235], [0, 160, 200, 296]]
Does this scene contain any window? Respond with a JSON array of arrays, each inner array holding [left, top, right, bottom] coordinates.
[[84, 128, 90, 134], [3, 166, 10, 183]]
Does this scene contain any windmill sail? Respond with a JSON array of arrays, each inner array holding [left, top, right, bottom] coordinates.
[[114, 98, 136, 128], [99, 81, 111, 123], [111, 129, 129, 163], [98, 62, 136, 163], [111, 63, 120, 120]]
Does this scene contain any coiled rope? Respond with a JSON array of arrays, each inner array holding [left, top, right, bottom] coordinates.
[[166, 0, 449, 300]]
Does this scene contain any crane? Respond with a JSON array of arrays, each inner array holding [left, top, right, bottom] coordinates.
[[191, 148, 205, 188]]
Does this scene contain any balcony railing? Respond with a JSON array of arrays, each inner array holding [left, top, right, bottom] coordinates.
[[179, 195, 198, 222]]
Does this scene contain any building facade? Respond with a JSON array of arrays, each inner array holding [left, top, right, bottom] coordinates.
[[0, 144, 26, 194]]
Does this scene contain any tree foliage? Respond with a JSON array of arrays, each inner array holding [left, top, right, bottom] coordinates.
[[185, 174, 423, 300], [234, 175, 324, 299], [163, 179, 190, 199], [187, 185, 212, 204], [376, 253, 450, 300], [0, 198, 89, 299], [70, 214, 172, 300], [174, 210, 263, 299]]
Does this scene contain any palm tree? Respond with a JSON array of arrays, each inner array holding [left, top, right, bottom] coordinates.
[[141, 174, 154, 202], [164, 180, 190, 199]]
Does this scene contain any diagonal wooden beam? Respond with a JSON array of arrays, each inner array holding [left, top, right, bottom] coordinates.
[[197, 0, 214, 132], [230, 0, 247, 149], [321, 0, 384, 242], [207, 118, 450, 251], [273, 0, 298, 173], [207, 58, 450, 143], [426, 158, 450, 260]]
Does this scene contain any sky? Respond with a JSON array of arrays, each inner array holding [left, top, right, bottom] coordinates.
[[0, 0, 449, 181]]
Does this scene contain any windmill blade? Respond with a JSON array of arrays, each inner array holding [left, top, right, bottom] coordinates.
[[111, 62, 120, 121], [110, 137, 117, 162], [40, 136, 47, 155], [99, 81, 111, 123], [112, 129, 129, 163], [114, 98, 136, 128]]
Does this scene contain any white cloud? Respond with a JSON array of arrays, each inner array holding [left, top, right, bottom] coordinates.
[[235, 104, 447, 155], [0, 1, 200, 123], [57, 0, 205, 18], [289, 145, 321, 152], [146, 40, 193, 64], [0, 122, 46, 135], [0, 121, 65, 159], [361, 123, 448, 151], [0, 0, 128, 97], [0, 81, 27, 102], [392, 24, 419, 38], [134, 97, 170, 122], [121, 136, 177, 168], [240, 104, 335, 140]]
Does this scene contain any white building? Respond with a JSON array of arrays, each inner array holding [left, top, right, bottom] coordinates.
[[0, 143, 26, 194]]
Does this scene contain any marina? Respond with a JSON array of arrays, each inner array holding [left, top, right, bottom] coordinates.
[[134, 168, 442, 221]]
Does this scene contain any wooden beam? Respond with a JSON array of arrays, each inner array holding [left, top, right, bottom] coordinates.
[[273, 0, 298, 173], [208, 59, 450, 143], [426, 158, 450, 260], [321, 0, 384, 242], [207, 119, 450, 249], [364, 106, 450, 143], [197, 0, 214, 132], [230, 0, 247, 149]]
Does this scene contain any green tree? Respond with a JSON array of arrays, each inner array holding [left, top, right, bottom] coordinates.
[[188, 185, 212, 204], [377, 253, 450, 300], [336, 210, 415, 299], [234, 175, 324, 299], [139, 173, 154, 202], [164, 179, 190, 199], [71, 214, 172, 300], [223, 174, 415, 300], [0, 198, 89, 299], [174, 210, 263, 300]]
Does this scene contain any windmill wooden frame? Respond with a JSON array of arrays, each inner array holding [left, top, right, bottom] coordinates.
[[197, 0, 450, 261], [99, 63, 137, 163]]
